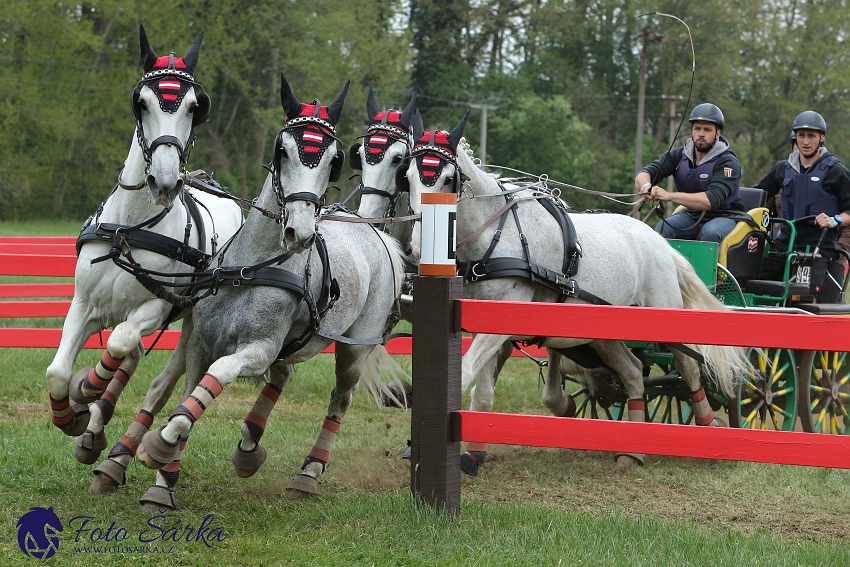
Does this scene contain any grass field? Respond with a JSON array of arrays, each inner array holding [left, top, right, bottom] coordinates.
[[2, 221, 850, 566]]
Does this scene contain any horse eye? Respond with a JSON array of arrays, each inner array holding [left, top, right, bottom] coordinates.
[[391, 155, 402, 164], [443, 176, 452, 186], [188, 103, 197, 114]]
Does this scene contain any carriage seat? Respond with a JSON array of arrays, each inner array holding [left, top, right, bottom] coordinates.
[[793, 303, 850, 315], [717, 188, 770, 283]]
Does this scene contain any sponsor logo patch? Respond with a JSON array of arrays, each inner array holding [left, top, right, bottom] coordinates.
[[724, 167, 733, 177], [747, 236, 759, 252]]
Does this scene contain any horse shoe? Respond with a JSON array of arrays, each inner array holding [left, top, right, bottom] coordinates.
[[614, 452, 645, 467]]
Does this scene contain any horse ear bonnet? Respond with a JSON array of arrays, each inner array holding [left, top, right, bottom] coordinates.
[[348, 143, 363, 171]]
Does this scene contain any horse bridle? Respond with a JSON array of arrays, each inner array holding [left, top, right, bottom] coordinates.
[[123, 68, 211, 189], [353, 124, 413, 218], [270, 113, 344, 226]]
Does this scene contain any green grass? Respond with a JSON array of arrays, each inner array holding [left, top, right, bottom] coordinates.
[[2, 350, 850, 566]]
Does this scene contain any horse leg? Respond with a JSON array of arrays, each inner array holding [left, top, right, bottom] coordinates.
[[674, 349, 726, 427], [462, 334, 512, 393], [232, 363, 292, 478], [589, 340, 646, 466], [91, 323, 191, 497], [541, 350, 576, 417], [286, 344, 371, 500], [460, 352, 503, 477], [137, 342, 272, 471], [74, 343, 142, 465], [46, 301, 100, 436]]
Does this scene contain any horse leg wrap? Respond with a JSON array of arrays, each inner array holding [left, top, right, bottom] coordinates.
[[460, 443, 488, 477], [169, 373, 223, 424], [80, 351, 125, 402], [137, 427, 183, 470], [91, 459, 127, 492], [158, 440, 186, 488], [244, 382, 283, 444], [50, 395, 90, 436], [107, 410, 154, 459], [94, 368, 130, 425], [616, 399, 645, 466], [301, 416, 341, 475], [690, 386, 718, 426]]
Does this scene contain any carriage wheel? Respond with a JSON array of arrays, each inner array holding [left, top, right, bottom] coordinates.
[[798, 350, 850, 434], [728, 348, 797, 430], [646, 389, 693, 424], [570, 386, 625, 420]]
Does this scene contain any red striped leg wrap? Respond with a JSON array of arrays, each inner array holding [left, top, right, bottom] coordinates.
[[244, 383, 283, 444], [170, 374, 223, 423], [159, 440, 187, 488], [627, 398, 646, 422], [49, 395, 74, 428], [303, 417, 341, 471], [690, 386, 716, 426], [108, 410, 155, 458], [82, 351, 125, 398], [466, 442, 488, 452], [94, 368, 130, 424]]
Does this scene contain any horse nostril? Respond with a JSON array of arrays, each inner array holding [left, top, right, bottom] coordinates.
[[174, 178, 184, 193], [304, 234, 315, 249], [146, 174, 157, 190], [283, 226, 296, 243]]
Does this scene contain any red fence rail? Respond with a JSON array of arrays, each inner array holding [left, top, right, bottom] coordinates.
[[409, 276, 850, 513]]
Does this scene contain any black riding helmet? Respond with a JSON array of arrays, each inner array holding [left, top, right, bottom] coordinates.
[[792, 110, 826, 134], [689, 103, 724, 129]]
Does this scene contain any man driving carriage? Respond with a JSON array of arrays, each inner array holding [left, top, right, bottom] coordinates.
[[635, 103, 745, 244], [753, 111, 850, 302]]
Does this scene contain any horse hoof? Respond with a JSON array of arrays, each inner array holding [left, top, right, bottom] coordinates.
[[59, 401, 91, 437], [710, 417, 727, 427], [137, 428, 180, 470], [139, 486, 177, 512], [91, 460, 126, 494], [74, 430, 107, 465], [402, 446, 411, 459], [460, 451, 487, 476], [285, 474, 318, 499], [69, 366, 99, 405], [614, 453, 645, 467], [382, 379, 412, 408], [232, 443, 267, 478]]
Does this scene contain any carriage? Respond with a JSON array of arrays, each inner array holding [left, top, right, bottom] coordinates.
[[565, 186, 850, 435]]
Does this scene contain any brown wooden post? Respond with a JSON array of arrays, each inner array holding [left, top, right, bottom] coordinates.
[[410, 275, 462, 513]]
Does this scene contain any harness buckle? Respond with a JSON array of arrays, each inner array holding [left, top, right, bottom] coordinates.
[[471, 262, 486, 280], [556, 276, 576, 296], [239, 267, 253, 281]]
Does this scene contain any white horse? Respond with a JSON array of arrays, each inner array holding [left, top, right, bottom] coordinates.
[[44, 25, 242, 467], [400, 113, 749, 473], [352, 87, 417, 257], [128, 74, 405, 505]]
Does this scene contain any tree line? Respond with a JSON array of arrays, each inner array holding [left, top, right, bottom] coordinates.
[[1, 0, 848, 220]]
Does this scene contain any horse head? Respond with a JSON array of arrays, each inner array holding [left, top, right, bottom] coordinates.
[[400, 110, 469, 260], [131, 24, 210, 206], [351, 88, 416, 220], [275, 73, 349, 253]]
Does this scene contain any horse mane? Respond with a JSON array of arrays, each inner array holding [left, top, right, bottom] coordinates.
[[456, 138, 501, 193]]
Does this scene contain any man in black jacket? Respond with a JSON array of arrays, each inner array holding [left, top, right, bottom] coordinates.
[[636, 103, 745, 243], [754, 111, 850, 301]]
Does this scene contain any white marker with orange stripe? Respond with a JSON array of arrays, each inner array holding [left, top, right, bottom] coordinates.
[[419, 192, 457, 276]]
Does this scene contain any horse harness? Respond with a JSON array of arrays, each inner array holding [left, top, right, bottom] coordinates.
[[456, 179, 608, 306]]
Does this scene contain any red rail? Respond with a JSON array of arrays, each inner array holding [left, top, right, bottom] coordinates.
[[456, 411, 850, 469]]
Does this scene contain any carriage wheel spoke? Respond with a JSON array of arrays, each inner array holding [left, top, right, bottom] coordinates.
[[770, 404, 791, 419]]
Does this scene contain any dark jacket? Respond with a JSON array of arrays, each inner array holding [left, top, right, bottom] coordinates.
[[639, 136, 744, 211], [754, 148, 850, 251]]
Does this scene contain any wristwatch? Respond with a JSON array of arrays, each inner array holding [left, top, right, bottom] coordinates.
[[834, 214, 843, 228]]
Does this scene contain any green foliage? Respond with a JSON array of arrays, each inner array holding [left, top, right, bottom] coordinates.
[[2, 1, 850, 220]]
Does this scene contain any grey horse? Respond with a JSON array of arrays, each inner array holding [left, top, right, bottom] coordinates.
[[132, 74, 406, 504]]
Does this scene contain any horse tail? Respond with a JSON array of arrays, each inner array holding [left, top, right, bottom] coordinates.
[[669, 248, 749, 396], [358, 344, 411, 408]]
